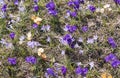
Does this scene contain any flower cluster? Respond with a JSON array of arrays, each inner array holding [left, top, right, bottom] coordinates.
[[107, 37, 117, 48], [75, 66, 88, 77], [105, 53, 120, 68], [64, 24, 77, 33], [25, 56, 37, 64], [46, 1, 57, 16]]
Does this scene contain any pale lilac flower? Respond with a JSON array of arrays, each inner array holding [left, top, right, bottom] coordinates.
[[41, 25, 50, 31], [78, 37, 83, 42], [46, 36, 51, 42], [93, 35, 98, 40], [0, 38, 7, 44], [89, 61, 94, 69], [79, 50, 84, 54], [27, 41, 41, 48], [74, 43, 79, 48], [5, 43, 14, 49], [61, 50, 65, 55], [87, 38, 94, 44]]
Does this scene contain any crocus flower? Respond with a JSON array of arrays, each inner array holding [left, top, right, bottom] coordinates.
[[105, 53, 117, 62], [88, 5, 96, 12], [32, 23, 38, 28], [41, 25, 50, 31], [108, 37, 117, 48], [8, 57, 16, 65], [110, 60, 120, 68], [34, 0, 38, 3], [64, 25, 77, 33], [61, 66, 67, 76], [25, 56, 37, 64], [75, 66, 83, 75], [9, 32, 15, 39], [27, 41, 41, 48], [81, 26, 88, 32], [46, 1, 57, 16], [75, 66, 88, 76], [46, 68, 55, 76], [63, 34, 73, 45], [87, 38, 94, 44], [33, 5, 39, 12], [1, 4, 7, 12], [14, 0, 19, 5], [46, 1, 55, 10], [68, 0, 81, 9], [70, 11, 77, 17], [114, 0, 120, 5]]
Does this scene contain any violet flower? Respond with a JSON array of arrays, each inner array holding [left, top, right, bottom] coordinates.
[[33, 5, 39, 12], [105, 53, 117, 62], [81, 26, 88, 32], [46, 68, 55, 76], [110, 60, 120, 68], [32, 23, 38, 28], [34, 0, 38, 3], [25, 56, 37, 64], [108, 37, 117, 48], [8, 57, 16, 65], [14, 0, 19, 5], [64, 25, 77, 33], [75, 66, 88, 77], [114, 0, 120, 5], [1, 4, 7, 12], [68, 0, 81, 9], [70, 11, 77, 17], [61, 66, 67, 76], [88, 5, 96, 12], [9, 32, 15, 39], [46, 1, 57, 16]]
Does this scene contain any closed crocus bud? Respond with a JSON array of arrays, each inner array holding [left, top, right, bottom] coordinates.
[[9, 32, 15, 39], [61, 66, 67, 76]]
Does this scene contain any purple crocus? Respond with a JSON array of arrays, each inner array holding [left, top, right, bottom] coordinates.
[[46, 1, 55, 10], [88, 5, 96, 12], [25, 56, 37, 64], [105, 53, 117, 62], [75, 66, 88, 77], [63, 34, 73, 45], [61, 66, 67, 76], [108, 37, 117, 48], [1, 4, 7, 12], [8, 57, 16, 65], [32, 23, 38, 28], [81, 26, 88, 32], [33, 5, 39, 12], [34, 0, 38, 3], [46, 1, 57, 16], [110, 60, 120, 68], [64, 25, 77, 33], [46, 68, 55, 76], [75, 66, 83, 74], [68, 0, 81, 9], [70, 11, 77, 17], [14, 0, 19, 5], [114, 0, 120, 5], [9, 32, 15, 39], [48, 10, 57, 16]]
